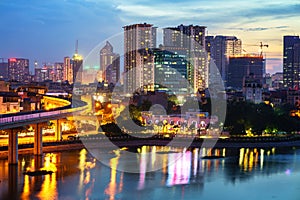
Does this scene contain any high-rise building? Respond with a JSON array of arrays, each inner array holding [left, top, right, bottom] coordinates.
[[163, 24, 206, 49], [0, 59, 8, 79], [205, 36, 214, 61], [153, 48, 188, 94], [72, 54, 83, 84], [206, 36, 242, 82], [63, 56, 72, 83], [227, 55, 264, 90], [62, 42, 84, 85], [34, 62, 64, 83], [100, 41, 120, 84], [123, 23, 157, 92], [8, 58, 29, 82], [45, 64, 55, 81], [34, 67, 48, 82], [54, 62, 64, 82], [283, 36, 300, 89], [163, 24, 207, 92]]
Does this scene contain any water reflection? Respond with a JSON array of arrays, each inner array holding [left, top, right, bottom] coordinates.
[[20, 154, 58, 200], [105, 149, 122, 200], [0, 146, 299, 199]]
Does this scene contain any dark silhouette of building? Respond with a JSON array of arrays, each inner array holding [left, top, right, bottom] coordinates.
[[283, 36, 300, 89], [205, 35, 242, 82], [0, 60, 8, 79], [243, 73, 262, 104], [72, 54, 83, 84], [227, 55, 264, 90]]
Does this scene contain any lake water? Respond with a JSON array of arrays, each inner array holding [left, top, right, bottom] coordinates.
[[0, 146, 300, 200]]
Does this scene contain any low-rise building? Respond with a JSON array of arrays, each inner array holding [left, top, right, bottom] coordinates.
[[243, 75, 263, 104], [0, 92, 21, 114]]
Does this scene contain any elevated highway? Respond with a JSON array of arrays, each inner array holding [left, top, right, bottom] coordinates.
[[0, 95, 88, 164]]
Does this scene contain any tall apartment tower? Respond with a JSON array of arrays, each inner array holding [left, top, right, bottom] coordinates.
[[283, 36, 300, 89], [163, 24, 207, 92], [72, 54, 83, 84], [8, 58, 29, 82], [63, 56, 72, 83], [63, 54, 83, 85], [123, 23, 157, 93], [100, 41, 120, 84], [206, 36, 242, 82], [54, 62, 64, 82]]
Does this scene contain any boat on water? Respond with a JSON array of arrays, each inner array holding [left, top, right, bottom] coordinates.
[[23, 170, 53, 176], [201, 155, 225, 159]]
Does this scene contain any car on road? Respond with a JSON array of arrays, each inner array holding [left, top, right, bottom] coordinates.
[[67, 135, 79, 141]]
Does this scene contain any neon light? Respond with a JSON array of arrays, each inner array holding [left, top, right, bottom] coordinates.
[[9, 58, 17, 62]]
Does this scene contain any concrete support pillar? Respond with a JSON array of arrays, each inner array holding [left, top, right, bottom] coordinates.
[[8, 129, 18, 165], [34, 155, 43, 170], [53, 119, 62, 141], [8, 165, 18, 199], [33, 124, 43, 156]]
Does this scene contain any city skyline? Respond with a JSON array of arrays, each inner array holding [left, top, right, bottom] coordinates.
[[0, 0, 300, 74]]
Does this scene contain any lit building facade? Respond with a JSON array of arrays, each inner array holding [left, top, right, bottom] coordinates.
[[54, 62, 64, 82], [8, 58, 29, 82], [34, 63, 64, 82], [283, 36, 300, 89], [100, 41, 120, 84], [34, 67, 49, 82], [163, 24, 207, 92], [153, 48, 189, 94], [0, 80, 9, 92], [63, 56, 72, 83], [123, 23, 157, 93], [227, 55, 264, 90], [0, 92, 21, 114]]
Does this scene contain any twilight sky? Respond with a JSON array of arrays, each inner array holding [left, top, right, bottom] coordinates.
[[0, 0, 299, 74]]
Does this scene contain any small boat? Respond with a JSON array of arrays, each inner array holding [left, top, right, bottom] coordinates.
[[23, 170, 53, 176], [156, 151, 178, 154], [201, 156, 225, 159]]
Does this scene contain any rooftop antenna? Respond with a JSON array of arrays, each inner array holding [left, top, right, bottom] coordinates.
[[75, 40, 78, 54]]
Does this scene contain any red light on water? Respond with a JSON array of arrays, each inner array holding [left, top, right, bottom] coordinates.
[[9, 58, 17, 62]]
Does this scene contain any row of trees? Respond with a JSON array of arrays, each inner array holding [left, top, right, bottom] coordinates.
[[110, 90, 300, 135], [224, 101, 300, 135]]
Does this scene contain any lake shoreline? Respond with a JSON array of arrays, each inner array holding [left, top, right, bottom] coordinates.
[[1, 135, 300, 159]]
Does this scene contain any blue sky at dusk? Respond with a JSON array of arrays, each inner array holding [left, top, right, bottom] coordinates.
[[0, 0, 299, 74]]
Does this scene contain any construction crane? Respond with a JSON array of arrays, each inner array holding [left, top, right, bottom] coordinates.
[[244, 42, 269, 57], [258, 42, 269, 57], [75, 39, 78, 54]]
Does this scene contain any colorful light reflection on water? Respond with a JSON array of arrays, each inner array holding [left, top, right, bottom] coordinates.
[[0, 146, 300, 199]]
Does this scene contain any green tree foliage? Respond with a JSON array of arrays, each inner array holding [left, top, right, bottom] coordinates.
[[224, 101, 300, 135]]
